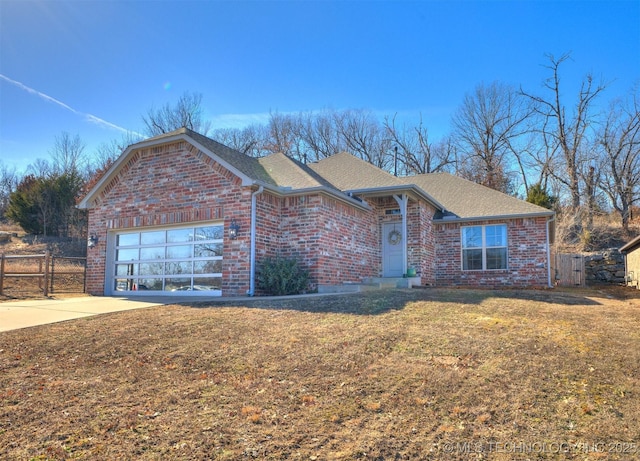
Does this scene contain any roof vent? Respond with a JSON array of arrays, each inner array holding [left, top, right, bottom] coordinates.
[[433, 210, 458, 220]]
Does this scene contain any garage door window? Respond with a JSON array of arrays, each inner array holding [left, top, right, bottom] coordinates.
[[114, 224, 223, 294]]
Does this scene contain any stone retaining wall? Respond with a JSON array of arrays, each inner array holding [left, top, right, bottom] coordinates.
[[584, 249, 626, 284], [0, 232, 12, 244]]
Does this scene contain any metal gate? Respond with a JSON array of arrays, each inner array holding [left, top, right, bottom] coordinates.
[[0, 252, 86, 297], [553, 253, 585, 287]]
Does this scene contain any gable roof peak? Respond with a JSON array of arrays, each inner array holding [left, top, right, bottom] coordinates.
[[138, 126, 192, 143]]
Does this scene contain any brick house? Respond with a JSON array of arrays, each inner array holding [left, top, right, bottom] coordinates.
[[78, 128, 555, 297]]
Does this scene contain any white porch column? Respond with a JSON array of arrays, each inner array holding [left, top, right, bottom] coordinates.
[[393, 194, 409, 275]]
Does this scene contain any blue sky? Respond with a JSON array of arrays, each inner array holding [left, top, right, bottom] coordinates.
[[1, 0, 639, 173]]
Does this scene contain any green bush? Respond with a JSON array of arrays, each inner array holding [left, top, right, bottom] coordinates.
[[526, 182, 557, 210], [257, 257, 310, 296]]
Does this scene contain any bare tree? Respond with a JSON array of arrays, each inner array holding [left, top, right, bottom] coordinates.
[[598, 88, 640, 235], [583, 163, 601, 229], [93, 131, 142, 168], [336, 109, 391, 169], [515, 127, 560, 195], [452, 81, 533, 193], [212, 125, 268, 157], [94, 139, 124, 169], [142, 91, 211, 136], [261, 112, 304, 160], [298, 110, 344, 162], [27, 158, 53, 178], [0, 162, 18, 221], [83, 132, 143, 188], [521, 53, 607, 216], [49, 132, 86, 175], [384, 114, 456, 175]]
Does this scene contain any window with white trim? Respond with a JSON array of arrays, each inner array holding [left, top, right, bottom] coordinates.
[[461, 224, 507, 270]]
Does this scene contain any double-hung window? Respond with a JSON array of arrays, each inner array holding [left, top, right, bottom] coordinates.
[[461, 224, 507, 270]]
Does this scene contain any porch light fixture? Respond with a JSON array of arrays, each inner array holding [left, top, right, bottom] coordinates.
[[229, 219, 240, 240], [87, 234, 99, 248]]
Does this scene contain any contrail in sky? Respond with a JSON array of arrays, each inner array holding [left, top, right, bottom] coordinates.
[[0, 73, 140, 135]]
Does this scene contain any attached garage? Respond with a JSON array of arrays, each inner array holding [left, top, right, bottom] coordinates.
[[107, 223, 224, 296]]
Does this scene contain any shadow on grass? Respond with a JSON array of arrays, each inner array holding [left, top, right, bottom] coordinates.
[[186, 286, 605, 315]]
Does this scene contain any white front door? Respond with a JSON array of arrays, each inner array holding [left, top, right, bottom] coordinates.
[[382, 222, 404, 277]]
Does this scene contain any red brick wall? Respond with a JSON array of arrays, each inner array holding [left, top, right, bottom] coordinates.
[[434, 217, 550, 288], [314, 196, 379, 286], [409, 200, 436, 285], [86, 141, 254, 297], [254, 191, 282, 262], [253, 193, 379, 292]]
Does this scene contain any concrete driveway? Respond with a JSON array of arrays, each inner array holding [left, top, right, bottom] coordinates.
[[0, 296, 186, 332]]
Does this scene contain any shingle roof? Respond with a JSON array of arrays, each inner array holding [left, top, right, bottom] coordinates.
[[155, 129, 342, 191], [400, 172, 553, 219], [308, 152, 404, 190], [257, 153, 339, 190], [184, 129, 276, 185], [80, 128, 553, 221]]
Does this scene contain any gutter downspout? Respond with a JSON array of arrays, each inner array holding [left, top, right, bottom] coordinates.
[[546, 215, 555, 288], [248, 185, 264, 296]]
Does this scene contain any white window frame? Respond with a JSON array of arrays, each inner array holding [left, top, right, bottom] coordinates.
[[461, 224, 508, 271]]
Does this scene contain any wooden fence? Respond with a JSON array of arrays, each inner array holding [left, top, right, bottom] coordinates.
[[0, 251, 87, 297], [552, 253, 586, 287]]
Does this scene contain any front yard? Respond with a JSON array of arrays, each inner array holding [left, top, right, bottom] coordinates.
[[1, 288, 639, 460]]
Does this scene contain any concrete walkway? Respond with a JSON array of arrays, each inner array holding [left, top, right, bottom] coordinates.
[[0, 296, 184, 332], [0, 290, 364, 333]]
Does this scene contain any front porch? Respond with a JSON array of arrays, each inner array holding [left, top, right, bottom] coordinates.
[[317, 276, 423, 294], [359, 191, 439, 287]]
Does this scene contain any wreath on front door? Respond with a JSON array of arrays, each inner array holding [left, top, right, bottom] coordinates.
[[388, 229, 402, 245]]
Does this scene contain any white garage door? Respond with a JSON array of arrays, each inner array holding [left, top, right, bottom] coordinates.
[[110, 222, 223, 296]]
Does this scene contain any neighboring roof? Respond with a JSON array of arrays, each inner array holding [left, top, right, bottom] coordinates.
[[620, 234, 640, 253], [400, 172, 554, 220]]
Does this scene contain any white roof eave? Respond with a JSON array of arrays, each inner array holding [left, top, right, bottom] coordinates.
[[435, 210, 555, 224]]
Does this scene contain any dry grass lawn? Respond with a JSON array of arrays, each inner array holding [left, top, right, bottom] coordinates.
[[1, 287, 639, 460]]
